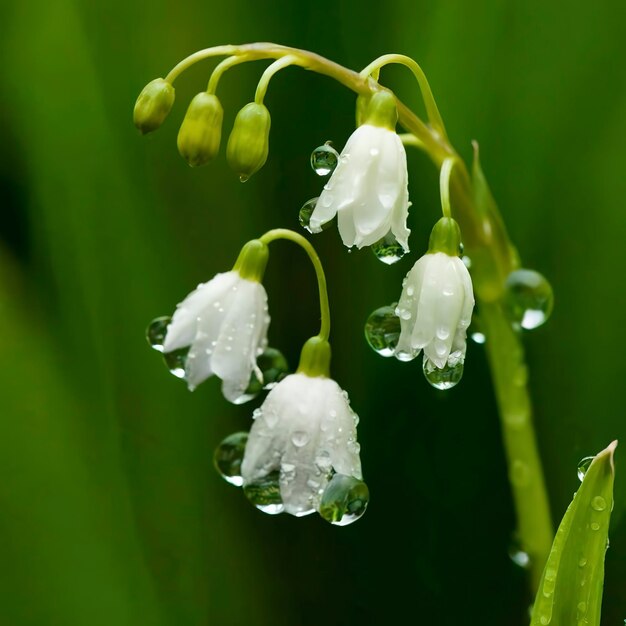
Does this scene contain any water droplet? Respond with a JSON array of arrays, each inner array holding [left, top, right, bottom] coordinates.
[[310, 142, 339, 176], [423, 356, 464, 390], [591, 495, 607, 511], [243, 471, 284, 514], [318, 473, 369, 526], [508, 537, 531, 569], [462, 255, 472, 268], [471, 331, 486, 344], [510, 459, 531, 487], [146, 316, 172, 352], [469, 315, 486, 344], [371, 233, 406, 265], [540, 615, 551, 625], [245, 348, 290, 396], [590, 522, 600, 531], [163, 348, 189, 378], [577, 456, 594, 482], [578, 557, 587, 567], [239, 174, 249, 183], [504, 268, 554, 330], [291, 431, 310, 447], [298, 197, 333, 233], [213, 432, 248, 486], [395, 348, 419, 362], [364, 305, 400, 357]]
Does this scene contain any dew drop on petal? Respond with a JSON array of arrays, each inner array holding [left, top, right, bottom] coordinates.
[[364, 305, 401, 357], [504, 268, 554, 330], [371, 234, 406, 265], [577, 456, 594, 482], [146, 316, 172, 352], [163, 347, 189, 379], [318, 473, 369, 526], [243, 471, 284, 514], [213, 432, 248, 487], [310, 142, 339, 176], [291, 431, 310, 448], [423, 355, 464, 390], [298, 197, 333, 233]]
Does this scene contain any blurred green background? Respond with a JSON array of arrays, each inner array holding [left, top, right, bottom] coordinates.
[[0, 0, 624, 624]]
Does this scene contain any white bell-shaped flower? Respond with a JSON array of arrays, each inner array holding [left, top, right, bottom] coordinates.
[[395, 218, 474, 372], [309, 92, 410, 252], [241, 339, 365, 520], [162, 240, 270, 402]]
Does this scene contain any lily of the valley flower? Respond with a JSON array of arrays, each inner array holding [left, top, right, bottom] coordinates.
[[162, 240, 270, 401], [241, 339, 366, 521], [309, 91, 410, 251], [395, 218, 474, 370]]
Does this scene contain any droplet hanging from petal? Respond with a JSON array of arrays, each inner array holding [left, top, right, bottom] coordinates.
[[310, 142, 339, 176], [423, 354, 464, 390], [214, 432, 248, 486], [318, 473, 369, 526], [503, 268, 554, 330], [299, 197, 333, 233], [146, 316, 172, 352], [364, 305, 400, 357], [243, 471, 284, 514], [371, 233, 406, 265], [163, 347, 189, 379]]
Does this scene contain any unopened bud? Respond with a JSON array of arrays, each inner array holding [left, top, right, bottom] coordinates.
[[226, 103, 271, 181], [133, 78, 175, 134], [177, 92, 224, 166]]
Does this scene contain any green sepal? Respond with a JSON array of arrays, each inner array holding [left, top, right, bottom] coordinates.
[[355, 93, 371, 127], [232, 239, 269, 282], [177, 92, 224, 167], [427, 217, 462, 256], [133, 78, 175, 134], [226, 102, 271, 181], [530, 441, 617, 626], [296, 336, 331, 378], [362, 91, 398, 130]]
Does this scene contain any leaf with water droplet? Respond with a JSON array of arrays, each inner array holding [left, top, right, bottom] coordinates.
[[530, 441, 617, 626]]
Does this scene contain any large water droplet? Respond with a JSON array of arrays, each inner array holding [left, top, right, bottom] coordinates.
[[423, 355, 464, 390], [146, 316, 171, 352], [298, 197, 333, 233], [577, 456, 594, 482], [245, 348, 290, 396], [364, 304, 400, 357], [504, 268, 554, 330], [214, 432, 248, 487], [318, 473, 369, 526], [591, 495, 607, 511], [371, 233, 406, 265], [310, 142, 340, 176], [243, 471, 284, 514], [163, 347, 189, 379], [291, 431, 310, 448]]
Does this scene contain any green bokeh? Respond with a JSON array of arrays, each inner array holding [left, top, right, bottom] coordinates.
[[0, 1, 623, 625]]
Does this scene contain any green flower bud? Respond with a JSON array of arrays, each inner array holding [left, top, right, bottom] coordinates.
[[226, 103, 271, 181], [133, 78, 175, 134], [428, 217, 462, 256], [177, 92, 224, 167], [363, 91, 398, 130]]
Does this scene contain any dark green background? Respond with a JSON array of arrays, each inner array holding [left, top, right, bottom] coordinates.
[[0, 1, 624, 624]]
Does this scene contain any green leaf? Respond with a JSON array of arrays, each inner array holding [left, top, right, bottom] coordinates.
[[530, 441, 617, 626]]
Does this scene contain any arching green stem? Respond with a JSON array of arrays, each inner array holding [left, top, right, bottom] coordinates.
[[259, 229, 330, 342], [439, 157, 457, 219], [359, 53, 448, 139], [207, 54, 250, 95], [254, 55, 300, 104]]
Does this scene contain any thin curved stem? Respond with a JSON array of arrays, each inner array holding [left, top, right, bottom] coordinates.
[[207, 55, 250, 94], [359, 53, 447, 139], [259, 229, 330, 342], [398, 133, 426, 151], [254, 55, 299, 104], [439, 157, 457, 219]]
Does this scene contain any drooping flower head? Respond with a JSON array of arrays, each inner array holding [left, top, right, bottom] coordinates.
[[150, 240, 271, 402], [395, 218, 474, 387], [236, 337, 369, 524], [309, 91, 411, 252]]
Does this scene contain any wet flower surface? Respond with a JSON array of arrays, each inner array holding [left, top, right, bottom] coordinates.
[[163, 270, 269, 400], [241, 372, 363, 517], [309, 123, 411, 251]]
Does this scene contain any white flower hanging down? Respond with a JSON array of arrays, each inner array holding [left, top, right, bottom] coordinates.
[[160, 240, 271, 402], [394, 218, 474, 385], [240, 338, 368, 524], [309, 91, 411, 252]]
